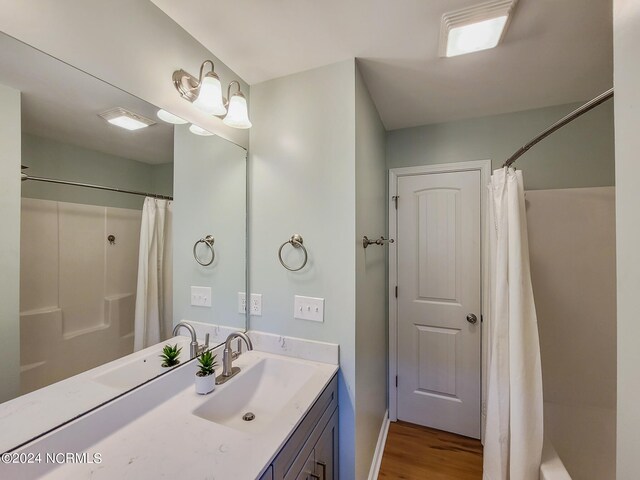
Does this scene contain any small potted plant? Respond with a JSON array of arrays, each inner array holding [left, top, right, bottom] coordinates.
[[160, 344, 182, 368], [195, 350, 218, 395]]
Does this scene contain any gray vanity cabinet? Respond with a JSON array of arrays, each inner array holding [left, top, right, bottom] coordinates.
[[313, 410, 338, 480], [261, 374, 338, 480], [294, 450, 316, 480]]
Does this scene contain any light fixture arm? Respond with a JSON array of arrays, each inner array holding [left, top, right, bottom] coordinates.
[[226, 80, 242, 102], [198, 60, 216, 84]]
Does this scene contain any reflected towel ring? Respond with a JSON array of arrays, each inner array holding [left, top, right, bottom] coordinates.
[[193, 235, 215, 266], [278, 234, 308, 272]]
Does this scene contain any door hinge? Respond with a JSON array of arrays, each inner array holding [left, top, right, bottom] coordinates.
[[395, 375, 398, 388], [395, 286, 398, 298], [392, 195, 399, 209]]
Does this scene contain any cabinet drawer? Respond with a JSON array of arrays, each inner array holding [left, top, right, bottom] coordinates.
[[274, 374, 338, 479]]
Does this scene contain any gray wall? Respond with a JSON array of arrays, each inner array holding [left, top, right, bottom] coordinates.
[[249, 60, 357, 479], [354, 66, 388, 479], [151, 162, 174, 197], [614, 1, 640, 478], [22, 133, 173, 209], [172, 125, 247, 330], [0, 84, 21, 402], [387, 101, 615, 190], [0, 0, 250, 148]]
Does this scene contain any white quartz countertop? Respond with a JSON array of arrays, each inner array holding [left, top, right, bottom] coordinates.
[[0, 335, 195, 454], [32, 351, 338, 480]]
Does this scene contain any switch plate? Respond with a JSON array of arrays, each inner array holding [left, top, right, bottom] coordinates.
[[191, 286, 211, 307], [250, 293, 262, 316], [294, 295, 324, 322], [238, 292, 247, 314]]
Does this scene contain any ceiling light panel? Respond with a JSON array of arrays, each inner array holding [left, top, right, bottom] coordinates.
[[99, 107, 156, 131], [440, 0, 518, 58]]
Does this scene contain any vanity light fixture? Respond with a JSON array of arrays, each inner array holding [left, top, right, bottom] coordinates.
[[189, 124, 214, 136], [222, 81, 252, 129], [99, 107, 155, 131], [156, 109, 188, 124], [440, 0, 517, 57], [173, 60, 252, 129]]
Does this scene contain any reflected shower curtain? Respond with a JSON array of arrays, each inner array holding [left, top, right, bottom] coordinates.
[[134, 197, 173, 351], [483, 168, 543, 480]]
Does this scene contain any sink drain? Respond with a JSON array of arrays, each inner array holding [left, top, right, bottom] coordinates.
[[242, 412, 256, 422]]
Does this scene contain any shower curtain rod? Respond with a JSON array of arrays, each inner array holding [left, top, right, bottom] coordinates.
[[503, 88, 614, 168], [20, 173, 173, 200]]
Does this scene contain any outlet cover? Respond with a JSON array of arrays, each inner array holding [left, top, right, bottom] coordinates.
[[191, 286, 212, 307], [238, 292, 246, 314], [294, 295, 324, 322], [250, 293, 262, 316]]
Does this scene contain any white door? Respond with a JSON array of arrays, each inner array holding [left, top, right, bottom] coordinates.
[[396, 170, 481, 438]]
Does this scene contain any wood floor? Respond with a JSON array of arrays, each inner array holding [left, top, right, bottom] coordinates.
[[378, 421, 483, 479]]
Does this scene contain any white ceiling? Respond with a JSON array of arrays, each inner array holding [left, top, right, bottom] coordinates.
[[0, 32, 173, 164], [152, 0, 613, 130]]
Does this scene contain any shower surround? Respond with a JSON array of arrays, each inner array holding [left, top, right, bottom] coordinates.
[[19, 198, 141, 394]]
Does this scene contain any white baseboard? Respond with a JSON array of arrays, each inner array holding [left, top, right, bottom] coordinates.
[[368, 409, 390, 480]]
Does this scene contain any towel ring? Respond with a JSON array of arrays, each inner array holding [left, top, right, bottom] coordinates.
[[278, 234, 308, 272], [193, 235, 215, 266]]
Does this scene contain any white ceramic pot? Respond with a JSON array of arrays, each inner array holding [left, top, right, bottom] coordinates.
[[195, 372, 216, 395]]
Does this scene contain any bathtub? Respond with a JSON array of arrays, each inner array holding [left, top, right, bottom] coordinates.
[[540, 440, 572, 480]]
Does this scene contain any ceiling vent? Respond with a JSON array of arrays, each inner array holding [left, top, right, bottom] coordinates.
[[98, 107, 156, 131], [439, 0, 518, 57]]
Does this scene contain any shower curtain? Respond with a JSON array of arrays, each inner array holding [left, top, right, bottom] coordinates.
[[134, 197, 173, 351], [483, 168, 543, 480]]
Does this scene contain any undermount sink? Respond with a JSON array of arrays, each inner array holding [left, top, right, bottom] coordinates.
[[93, 337, 192, 390], [192, 356, 316, 433]]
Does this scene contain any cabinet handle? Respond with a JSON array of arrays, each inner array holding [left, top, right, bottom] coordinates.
[[316, 461, 326, 480], [308, 475, 320, 480]]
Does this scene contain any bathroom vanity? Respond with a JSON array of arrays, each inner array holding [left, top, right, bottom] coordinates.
[[261, 375, 338, 480], [0, 337, 339, 480]]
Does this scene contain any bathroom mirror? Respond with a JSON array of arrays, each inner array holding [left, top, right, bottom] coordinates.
[[0, 32, 247, 452]]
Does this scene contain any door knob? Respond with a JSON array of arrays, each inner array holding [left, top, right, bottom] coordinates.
[[466, 313, 478, 324]]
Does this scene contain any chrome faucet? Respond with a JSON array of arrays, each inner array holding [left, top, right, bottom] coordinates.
[[217, 331, 253, 384], [172, 321, 209, 359]]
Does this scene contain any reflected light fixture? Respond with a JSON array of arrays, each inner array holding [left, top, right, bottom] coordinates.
[[99, 108, 155, 131], [189, 124, 214, 136], [173, 60, 252, 129], [440, 0, 517, 57], [157, 109, 188, 124]]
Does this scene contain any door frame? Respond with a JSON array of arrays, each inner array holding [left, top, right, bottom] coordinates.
[[388, 160, 491, 440]]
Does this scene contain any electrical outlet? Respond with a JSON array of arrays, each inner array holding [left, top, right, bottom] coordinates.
[[294, 295, 324, 322], [238, 292, 247, 314], [250, 293, 262, 316], [191, 286, 211, 307]]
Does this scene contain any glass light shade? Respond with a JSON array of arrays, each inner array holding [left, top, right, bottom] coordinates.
[[446, 16, 508, 57], [193, 74, 227, 115], [189, 124, 214, 136], [223, 93, 252, 129], [156, 109, 188, 124]]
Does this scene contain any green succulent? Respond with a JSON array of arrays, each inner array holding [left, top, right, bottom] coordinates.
[[160, 343, 182, 367], [196, 350, 218, 377]]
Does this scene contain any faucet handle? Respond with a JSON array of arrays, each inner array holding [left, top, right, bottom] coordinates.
[[231, 338, 242, 360], [197, 333, 210, 355]]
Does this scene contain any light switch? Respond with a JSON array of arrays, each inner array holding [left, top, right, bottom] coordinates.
[[191, 286, 212, 307], [294, 295, 324, 322]]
